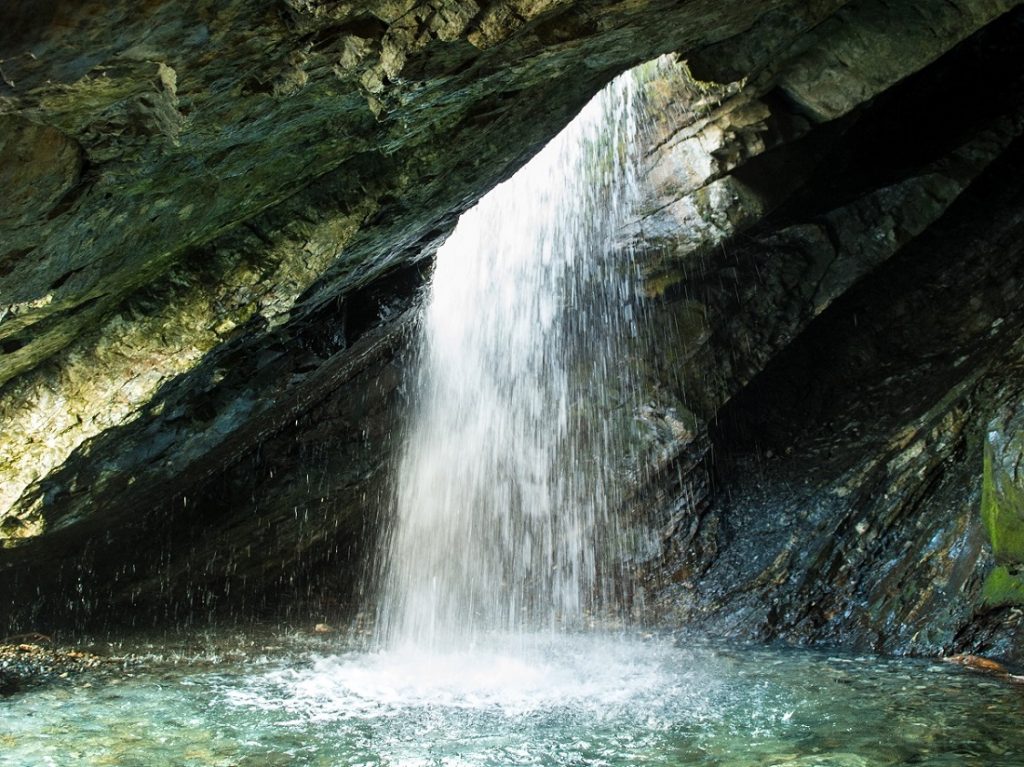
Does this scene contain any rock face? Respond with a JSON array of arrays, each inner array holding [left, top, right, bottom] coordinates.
[[0, 0, 818, 625], [2, 0, 1024, 665], [633, 3, 1024, 661]]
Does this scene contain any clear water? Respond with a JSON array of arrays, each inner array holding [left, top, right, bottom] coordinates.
[[3, 634, 1022, 766], [376, 59, 662, 649]]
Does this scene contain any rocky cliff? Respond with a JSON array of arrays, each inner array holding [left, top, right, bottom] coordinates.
[[633, 2, 1024, 662], [2, 0, 1024, 663]]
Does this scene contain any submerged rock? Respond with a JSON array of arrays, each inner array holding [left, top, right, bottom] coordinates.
[[0, 639, 108, 697]]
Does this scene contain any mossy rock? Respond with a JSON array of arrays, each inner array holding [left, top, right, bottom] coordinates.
[[981, 565, 1024, 609], [980, 445, 1024, 565]]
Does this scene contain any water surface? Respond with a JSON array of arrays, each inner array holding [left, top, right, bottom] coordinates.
[[2, 633, 1020, 766]]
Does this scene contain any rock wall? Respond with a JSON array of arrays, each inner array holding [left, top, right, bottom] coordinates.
[[1, 0, 799, 544], [0, 0, 822, 628], [632, 4, 1024, 661], [2, 0, 1024, 663]]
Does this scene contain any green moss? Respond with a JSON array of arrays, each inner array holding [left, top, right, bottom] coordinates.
[[980, 446, 1024, 564], [643, 271, 684, 300], [982, 565, 1024, 608]]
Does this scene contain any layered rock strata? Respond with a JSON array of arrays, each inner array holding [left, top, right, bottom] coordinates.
[[1, 0, 1023, 664]]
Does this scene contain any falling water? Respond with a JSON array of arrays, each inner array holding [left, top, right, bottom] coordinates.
[[376, 61, 663, 651]]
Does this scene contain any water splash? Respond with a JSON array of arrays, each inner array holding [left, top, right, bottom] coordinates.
[[10, 635, 1021, 767], [234, 635, 697, 721], [376, 60, 666, 650]]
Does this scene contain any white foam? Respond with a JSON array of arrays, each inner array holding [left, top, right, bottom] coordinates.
[[226, 634, 704, 723]]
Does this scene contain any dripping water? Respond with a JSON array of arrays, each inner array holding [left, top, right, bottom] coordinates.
[[375, 59, 665, 651]]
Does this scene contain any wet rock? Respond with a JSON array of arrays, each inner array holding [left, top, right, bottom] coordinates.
[[0, 640, 108, 697], [638, 7, 1024, 659], [775, 0, 1014, 122], [0, 0, 841, 627], [1, 0, 1024, 658], [943, 653, 1024, 684], [979, 395, 1024, 607], [0, 115, 82, 226]]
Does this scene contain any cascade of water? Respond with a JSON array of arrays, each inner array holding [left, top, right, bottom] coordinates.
[[376, 60, 665, 651]]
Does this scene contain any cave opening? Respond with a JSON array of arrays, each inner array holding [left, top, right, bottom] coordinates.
[[3, 2, 1024, 763]]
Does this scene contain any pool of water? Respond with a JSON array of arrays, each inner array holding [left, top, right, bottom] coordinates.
[[2, 632, 1021, 766]]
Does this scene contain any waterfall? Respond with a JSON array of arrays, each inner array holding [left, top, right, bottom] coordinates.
[[376, 61, 662, 651]]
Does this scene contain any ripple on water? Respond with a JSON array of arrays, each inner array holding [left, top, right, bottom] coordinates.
[[2, 634, 1023, 767]]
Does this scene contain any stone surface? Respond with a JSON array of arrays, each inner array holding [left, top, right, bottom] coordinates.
[[1, 0, 1024, 667], [0, 115, 82, 228], [636, 7, 1024, 660], [0, 0, 819, 544], [0, 639, 109, 697], [979, 391, 1024, 609]]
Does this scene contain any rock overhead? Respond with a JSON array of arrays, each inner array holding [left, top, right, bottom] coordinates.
[[1, 0, 1024, 664]]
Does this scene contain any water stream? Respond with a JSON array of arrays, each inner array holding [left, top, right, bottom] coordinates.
[[375, 59, 654, 651]]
